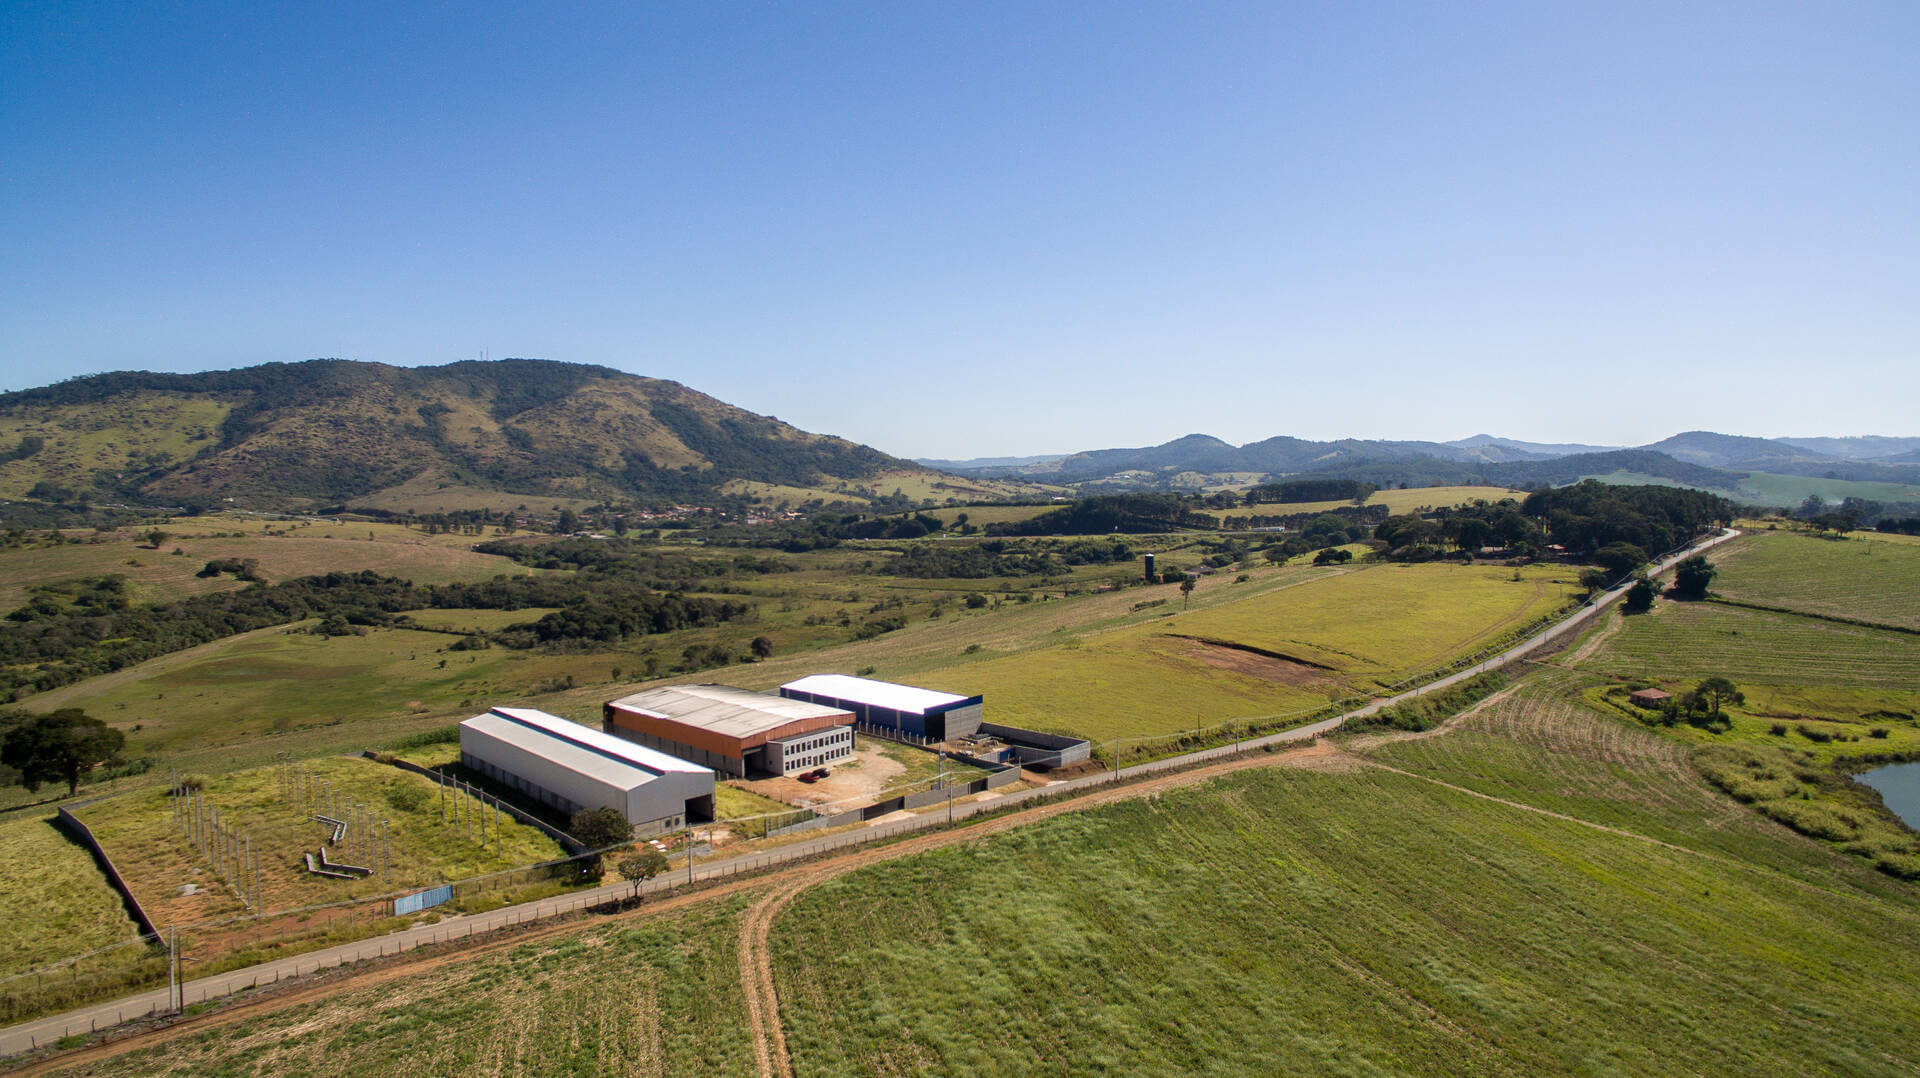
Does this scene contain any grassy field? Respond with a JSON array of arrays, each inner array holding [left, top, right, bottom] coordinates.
[[72, 755, 569, 930], [1198, 484, 1530, 521], [0, 516, 539, 609], [23, 621, 615, 765], [1574, 600, 1920, 695], [0, 814, 143, 977], [45, 894, 760, 1077], [1708, 530, 1920, 629], [771, 740, 1920, 1075], [1733, 471, 1920, 509], [897, 562, 1578, 745]]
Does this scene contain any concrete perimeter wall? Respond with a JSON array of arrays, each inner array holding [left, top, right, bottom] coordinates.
[[979, 723, 1092, 768], [54, 808, 160, 942]]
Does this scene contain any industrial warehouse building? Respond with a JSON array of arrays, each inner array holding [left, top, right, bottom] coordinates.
[[459, 706, 715, 835], [779, 674, 984, 741], [603, 684, 855, 778]]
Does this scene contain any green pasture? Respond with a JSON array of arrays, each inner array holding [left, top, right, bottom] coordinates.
[[46, 894, 757, 1077], [1198, 484, 1529, 521], [772, 749, 1920, 1075], [1168, 562, 1579, 684], [72, 755, 568, 929], [1368, 673, 1915, 888], [1709, 530, 1920, 630], [901, 562, 1576, 744], [1734, 471, 1920, 509], [916, 631, 1334, 743], [1575, 600, 1920, 694], [0, 519, 540, 610], [25, 622, 608, 765], [0, 813, 143, 977]]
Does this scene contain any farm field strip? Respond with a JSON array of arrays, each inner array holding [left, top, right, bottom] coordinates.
[[1574, 601, 1920, 691], [1708, 531, 1920, 630], [768, 759, 1920, 1077]]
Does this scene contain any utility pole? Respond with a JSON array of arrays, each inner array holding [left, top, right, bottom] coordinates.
[[167, 926, 178, 1014]]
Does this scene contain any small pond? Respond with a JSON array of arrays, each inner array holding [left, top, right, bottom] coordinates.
[[1856, 762, 1920, 831]]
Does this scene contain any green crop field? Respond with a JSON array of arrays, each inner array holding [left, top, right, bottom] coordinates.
[[44, 894, 758, 1077], [1575, 600, 1920, 694], [0, 814, 142, 977], [770, 749, 1920, 1075], [1708, 531, 1920, 630], [71, 755, 569, 932], [768, 753, 1920, 1068]]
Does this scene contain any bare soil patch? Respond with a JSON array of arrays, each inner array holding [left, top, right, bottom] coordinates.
[[1173, 636, 1337, 687], [734, 742, 907, 812]]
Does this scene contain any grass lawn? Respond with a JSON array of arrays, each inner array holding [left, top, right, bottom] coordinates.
[[1708, 530, 1920, 630], [45, 894, 759, 1077]]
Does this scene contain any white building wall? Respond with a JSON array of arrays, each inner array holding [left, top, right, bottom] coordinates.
[[768, 726, 855, 775]]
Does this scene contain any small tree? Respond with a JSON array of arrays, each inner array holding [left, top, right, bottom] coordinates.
[[143, 528, 169, 549], [750, 635, 775, 659], [570, 806, 633, 878], [1673, 555, 1716, 600], [1624, 576, 1656, 613], [1, 709, 125, 796], [556, 508, 581, 534], [1180, 576, 1196, 609], [1694, 677, 1744, 718], [616, 848, 672, 899]]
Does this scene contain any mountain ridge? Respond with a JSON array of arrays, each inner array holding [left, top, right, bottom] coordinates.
[[0, 359, 926, 510]]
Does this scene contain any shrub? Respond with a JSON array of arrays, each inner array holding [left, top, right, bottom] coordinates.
[[1870, 727, 1890, 739], [1769, 723, 1789, 736], [1797, 724, 1833, 743]]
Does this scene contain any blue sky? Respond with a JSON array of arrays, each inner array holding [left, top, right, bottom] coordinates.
[[3, 2, 1915, 459]]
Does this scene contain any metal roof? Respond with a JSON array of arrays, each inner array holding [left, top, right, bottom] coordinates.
[[605, 684, 850, 738], [780, 674, 975, 715], [462, 707, 712, 790]]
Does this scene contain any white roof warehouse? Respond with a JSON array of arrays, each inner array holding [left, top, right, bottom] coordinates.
[[459, 707, 715, 836]]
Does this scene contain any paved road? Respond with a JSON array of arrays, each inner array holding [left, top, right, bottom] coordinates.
[[0, 528, 1738, 1058]]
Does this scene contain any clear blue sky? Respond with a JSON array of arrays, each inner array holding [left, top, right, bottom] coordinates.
[[3, 2, 1915, 459]]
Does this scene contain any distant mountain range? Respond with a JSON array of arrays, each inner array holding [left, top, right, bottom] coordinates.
[[0, 359, 943, 510], [918, 429, 1920, 500], [4, 358, 1914, 514]]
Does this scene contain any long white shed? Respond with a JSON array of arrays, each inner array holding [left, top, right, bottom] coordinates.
[[459, 706, 715, 836]]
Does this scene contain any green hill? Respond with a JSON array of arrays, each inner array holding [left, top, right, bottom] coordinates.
[[0, 359, 942, 509]]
